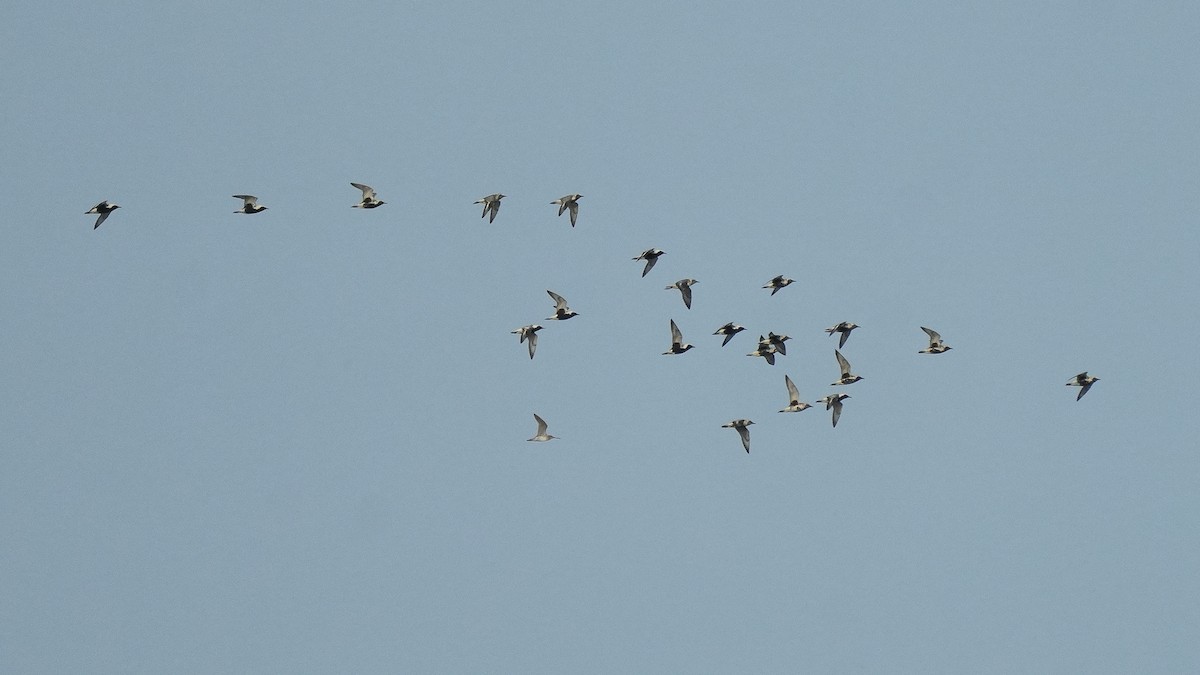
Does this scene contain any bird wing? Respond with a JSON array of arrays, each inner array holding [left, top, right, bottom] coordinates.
[[642, 256, 658, 277], [921, 326, 942, 345], [528, 332, 538, 359], [546, 290, 568, 310], [1077, 382, 1093, 400], [351, 183, 376, 199], [835, 350, 852, 376], [831, 399, 843, 427], [533, 414, 548, 435], [670, 319, 682, 344], [568, 202, 578, 227], [681, 284, 693, 309], [785, 375, 800, 403], [93, 211, 110, 229], [233, 195, 258, 206], [738, 425, 751, 453], [838, 330, 850, 348]]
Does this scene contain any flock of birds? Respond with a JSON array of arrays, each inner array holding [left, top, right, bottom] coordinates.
[[84, 187, 1101, 454]]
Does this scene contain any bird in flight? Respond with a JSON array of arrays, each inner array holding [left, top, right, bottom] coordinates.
[[527, 413, 559, 442], [663, 319, 695, 355], [545, 290, 579, 320], [721, 419, 755, 453], [551, 194, 582, 227], [817, 393, 850, 427], [713, 322, 746, 347], [763, 275, 794, 296], [918, 326, 952, 354], [747, 336, 777, 365], [1066, 372, 1099, 400], [779, 375, 812, 413], [665, 278, 698, 309], [86, 201, 120, 229], [825, 322, 859, 348], [351, 183, 385, 208], [633, 248, 665, 277], [832, 350, 863, 385], [512, 324, 543, 359], [476, 193, 505, 223], [766, 332, 791, 356], [233, 195, 267, 214]]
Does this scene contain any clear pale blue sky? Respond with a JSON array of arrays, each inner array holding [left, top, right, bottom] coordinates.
[[3, 1, 1198, 672]]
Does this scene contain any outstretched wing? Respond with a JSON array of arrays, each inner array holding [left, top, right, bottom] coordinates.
[[835, 350, 852, 377], [738, 425, 751, 453], [669, 319, 682, 345], [533, 413, 549, 435], [546, 290, 568, 310], [785, 375, 800, 404], [351, 183, 376, 199]]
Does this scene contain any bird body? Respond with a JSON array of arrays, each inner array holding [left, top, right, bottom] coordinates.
[[1066, 372, 1099, 400], [665, 279, 698, 309], [351, 183, 385, 208], [663, 319, 694, 355], [747, 336, 777, 365], [721, 419, 755, 453], [767, 332, 791, 356], [476, 193, 505, 222], [545, 290, 579, 320], [713, 322, 746, 347], [918, 326, 952, 354], [763, 275, 794, 296], [527, 413, 559, 441], [817, 393, 850, 427], [779, 375, 812, 413], [832, 350, 863, 385], [825, 322, 859, 348], [233, 195, 267, 214], [551, 194, 582, 227], [86, 201, 120, 229], [633, 248, 665, 277], [512, 324, 543, 359]]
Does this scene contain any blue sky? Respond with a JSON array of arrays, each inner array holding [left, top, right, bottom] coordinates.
[[2, 1, 1198, 672]]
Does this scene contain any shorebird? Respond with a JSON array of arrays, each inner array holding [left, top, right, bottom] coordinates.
[[663, 319, 695, 355], [817, 393, 850, 427], [86, 201, 120, 229], [713, 322, 746, 347], [233, 195, 267, 214], [551, 194, 582, 227], [763, 275, 794, 296], [633, 248, 665, 277], [512, 324, 543, 359], [475, 193, 505, 223], [351, 183, 385, 208], [767, 332, 791, 356], [918, 326, 952, 354], [527, 413, 559, 442], [832, 350, 863, 385], [665, 279, 698, 309], [721, 419, 754, 453], [1066, 372, 1099, 400], [747, 336, 777, 365], [779, 375, 813, 413], [545, 290, 579, 320], [825, 322, 859, 348]]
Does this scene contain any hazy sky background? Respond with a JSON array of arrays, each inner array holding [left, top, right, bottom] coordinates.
[[2, 1, 1198, 672]]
